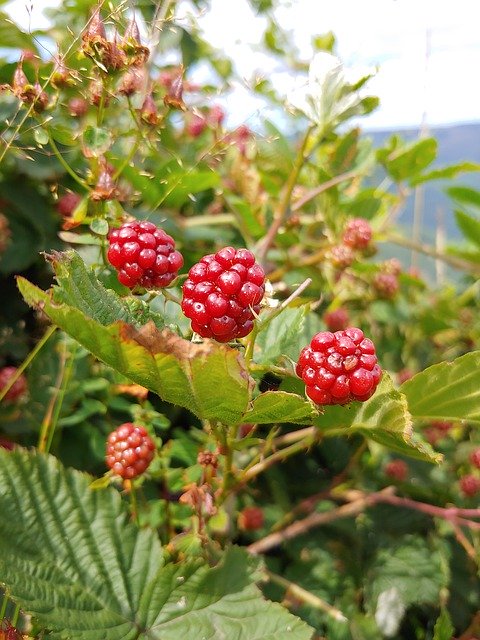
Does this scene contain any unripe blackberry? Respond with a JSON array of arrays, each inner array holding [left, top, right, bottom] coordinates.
[[384, 459, 408, 481], [373, 272, 399, 299], [56, 192, 81, 217], [296, 328, 382, 406], [469, 449, 480, 469], [187, 113, 207, 138], [238, 506, 264, 531], [343, 217, 372, 249], [324, 307, 349, 332], [68, 97, 88, 117], [384, 258, 402, 276], [328, 245, 354, 270], [0, 366, 27, 403], [181, 247, 265, 342], [107, 220, 183, 289], [106, 422, 155, 479], [459, 474, 480, 498]]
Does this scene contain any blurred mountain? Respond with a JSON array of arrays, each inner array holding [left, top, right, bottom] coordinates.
[[366, 121, 480, 239]]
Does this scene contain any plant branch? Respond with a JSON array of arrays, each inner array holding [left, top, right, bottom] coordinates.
[[258, 125, 314, 262], [48, 134, 89, 190], [265, 570, 347, 623], [291, 169, 358, 212]]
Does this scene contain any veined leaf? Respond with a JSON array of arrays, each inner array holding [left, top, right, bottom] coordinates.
[[17, 253, 251, 424], [314, 374, 441, 462], [400, 351, 480, 425], [455, 210, 480, 248], [242, 390, 318, 424], [0, 449, 313, 640], [255, 306, 307, 365]]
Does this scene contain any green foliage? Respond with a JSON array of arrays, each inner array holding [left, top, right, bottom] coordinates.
[[0, 449, 313, 640]]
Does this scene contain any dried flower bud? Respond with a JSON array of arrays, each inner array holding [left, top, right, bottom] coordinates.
[[51, 58, 73, 88], [91, 167, 117, 201], [163, 67, 186, 111], [118, 67, 145, 96], [32, 83, 49, 112], [122, 18, 149, 67], [89, 77, 110, 107], [102, 38, 127, 72], [82, 7, 107, 51], [68, 97, 88, 117], [197, 451, 218, 469], [208, 104, 225, 126], [186, 113, 207, 138], [140, 93, 159, 125], [12, 64, 29, 96]]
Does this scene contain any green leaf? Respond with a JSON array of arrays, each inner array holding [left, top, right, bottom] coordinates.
[[366, 536, 447, 636], [312, 31, 336, 52], [17, 255, 251, 424], [411, 162, 480, 185], [377, 137, 437, 182], [242, 391, 318, 424], [400, 351, 480, 425], [433, 608, 454, 640], [83, 126, 113, 157], [455, 210, 480, 247], [315, 375, 441, 462], [447, 185, 480, 210], [0, 449, 313, 640], [0, 11, 37, 49], [33, 127, 49, 146], [256, 306, 307, 365], [90, 218, 110, 236]]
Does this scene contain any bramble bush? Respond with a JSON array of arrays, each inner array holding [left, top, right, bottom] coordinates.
[[1, 2, 480, 639]]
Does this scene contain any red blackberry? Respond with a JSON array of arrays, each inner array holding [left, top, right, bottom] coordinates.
[[181, 247, 265, 342], [384, 459, 408, 481], [328, 245, 354, 270], [106, 422, 156, 479], [107, 220, 183, 289], [238, 506, 264, 531], [296, 328, 382, 406], [469, 449, 480, 469], [0, 366, 27, 403], [459, 474, 480, 498], [342, 217, 372, 249], [324, 307, 349, 332], [373, 272, 399, 299]]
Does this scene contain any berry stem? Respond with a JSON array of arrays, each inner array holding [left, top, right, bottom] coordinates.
[[160, 288, 181, 305], [265, 570, 347, 623], [0, 325, 56, 403], [47, 133, 89, 190], [258, 125, 315, 262], [125, 479, 140, 525]]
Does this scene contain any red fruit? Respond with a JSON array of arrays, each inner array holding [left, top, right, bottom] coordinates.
[[107, 220, 183, 289], [343, 218, 372, 249], [238, 506, 264, 531], [459, 474, 480, 498], [324, 308, 349, 332], [469, 449, 480, 469], [68, 97, 88, 117], [0, 366, 27, 402], [373, 272, 399, 299], [296, 328, 382, 406], [397, 368, 413, 385], [57, 192, 81, 217], [328, 245, 354, 270], [384, 459, 408, 481], [208, 104, 225, 126], [181, 247, 265, 342], [106, 422, 156, 479], [384, 258, 402, 276]]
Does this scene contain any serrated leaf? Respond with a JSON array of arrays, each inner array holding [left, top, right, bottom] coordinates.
[[455, 210, 480, 247], [400, 351, 480, 425], [433, 608, 454, 640], [17, 259, 251, 424], [411, 162, 480, 185], [49, 250, 165, 328], [378, 137, 437, 182], [256, 306, 307, 365], [0, 450, 313, 640], [242, 390, 318, 424], [314, 375, 441, 462]]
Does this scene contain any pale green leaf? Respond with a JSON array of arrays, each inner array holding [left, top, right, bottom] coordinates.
[[242, 390, 318, 424], [401, 351, 480, 424]]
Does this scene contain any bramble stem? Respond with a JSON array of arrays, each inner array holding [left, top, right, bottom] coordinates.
[[0, 594, 8, 621], [0, 326, 56, 404], [266, 570, 347, 623], [38, 337, 70, 453], [48, 134, 88, 190], [258, 125, 315, 262], [11, 602, 20, 627], [45, 341, 78, 453]]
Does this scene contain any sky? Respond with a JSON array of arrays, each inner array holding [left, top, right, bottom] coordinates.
[[5, 0, 480, 130]]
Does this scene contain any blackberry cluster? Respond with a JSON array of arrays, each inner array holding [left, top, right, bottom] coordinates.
[[296, 328, 382, 406], [342, 217, 372, 249], [107, 220, 183, 289], [106, 422, 155, 479], [181, 247, 265, 342]]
